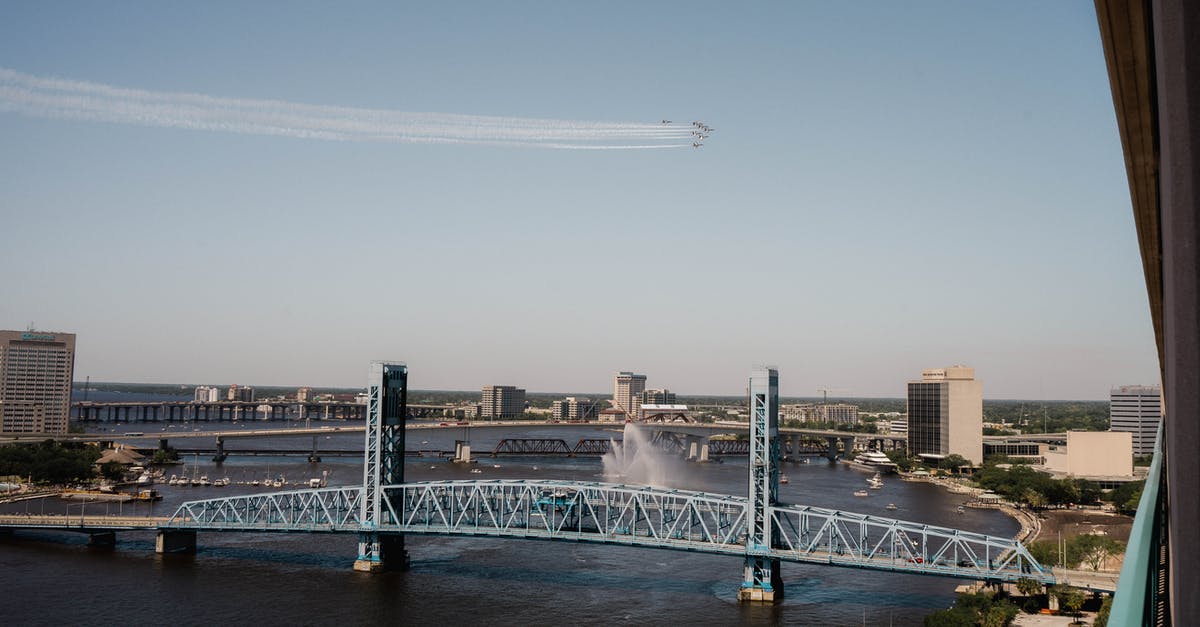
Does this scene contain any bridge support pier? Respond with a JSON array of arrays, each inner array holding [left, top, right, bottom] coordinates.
[[453, 440, 472, 464], [155, 530, 196, 554], [308, 435, 321, 463], [212, 437, 227, 463], [739, 557, 784, 602], [88, 531, 116, 547], [685, 436, 711, 462], [353, 532, 407, 573], [840, 436, 856, 459]]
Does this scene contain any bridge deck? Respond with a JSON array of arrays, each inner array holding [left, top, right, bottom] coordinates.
[[0, 479, 1113, 589]]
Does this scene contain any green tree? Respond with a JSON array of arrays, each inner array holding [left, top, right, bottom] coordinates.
[[981, 601, 1019, 627], [0, 441, 100, 484], [98, 461, 125, 482], [886, 449, 916, 472], [1052, 586, 1085, 619], [151, 447, 180, 464], [1094, 595, 1113, 627], [1027, 540, 1059, 567], [943, 454, 970, 472], [1105, 480, 1144, 514], [1069, 534, 1123, 571], [1022, 488, 1047, 510], [1015, 577, 1043, 598]]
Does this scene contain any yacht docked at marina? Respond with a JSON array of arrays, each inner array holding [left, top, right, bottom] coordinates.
[[844, 450, 898, 473]]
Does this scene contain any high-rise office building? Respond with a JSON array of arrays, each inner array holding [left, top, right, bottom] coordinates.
[[481, 385, 526, 419], [0, 330, 76, 434], [297, 386, 314, 403], [906, 366, 983, 465], [1110, 384, 1162, 455], [613, 372, 647, 420]]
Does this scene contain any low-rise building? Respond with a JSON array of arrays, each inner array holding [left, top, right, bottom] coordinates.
[[1040, 431, 1134, 481], [782, 403, 860, 425], [551, 397, 597, 421]]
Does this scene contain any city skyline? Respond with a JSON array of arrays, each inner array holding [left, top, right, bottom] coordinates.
[[0, 2, 1158, 400]]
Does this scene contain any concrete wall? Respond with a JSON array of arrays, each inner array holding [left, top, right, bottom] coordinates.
[[1042, 431, 1134, 478], [947, 378, 983, 465]]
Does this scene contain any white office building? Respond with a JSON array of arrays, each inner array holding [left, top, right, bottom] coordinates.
[[1110, 384, 1163, 455]]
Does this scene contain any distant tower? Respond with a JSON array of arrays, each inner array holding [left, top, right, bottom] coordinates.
[[1110, 385, 1162, 455], [613, 372, 647, 420]]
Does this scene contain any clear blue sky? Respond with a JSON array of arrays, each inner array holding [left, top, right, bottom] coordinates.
[[0, 1, 1158, 399]]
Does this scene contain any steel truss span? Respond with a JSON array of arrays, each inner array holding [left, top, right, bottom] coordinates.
[[164, 480, 1051, 584]]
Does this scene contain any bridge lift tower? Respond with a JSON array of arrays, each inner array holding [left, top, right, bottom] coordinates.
[[354, 361, 409, 572], [740, 367, 784, 602]]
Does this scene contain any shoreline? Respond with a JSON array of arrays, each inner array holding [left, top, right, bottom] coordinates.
[[897, 471, 1041, 543]]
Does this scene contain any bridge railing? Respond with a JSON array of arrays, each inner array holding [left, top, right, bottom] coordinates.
[[379, 480, 749, 551], [1110, 424, 1167, 623], [767, 504, 1052, 584], [165, 486, 365, 531]]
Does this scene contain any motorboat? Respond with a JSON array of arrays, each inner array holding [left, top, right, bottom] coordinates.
[[853, 490, 869, 497], [779, 474, 790, 485], [885, 503, 898, 510]]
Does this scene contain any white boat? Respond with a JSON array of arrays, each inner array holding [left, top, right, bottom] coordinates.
[[853, 489, 869, 497], [198, 476, 211, 487], [845, 451, 898, 473], [885, 503, 898, 510], [779, 474, 789, 485], [167, 475, 179, 486]]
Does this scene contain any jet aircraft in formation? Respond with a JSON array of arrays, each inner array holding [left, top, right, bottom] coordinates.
[[688, 121, 713, 148]]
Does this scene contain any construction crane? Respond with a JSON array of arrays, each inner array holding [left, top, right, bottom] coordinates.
[[816, 387, 850, 404]]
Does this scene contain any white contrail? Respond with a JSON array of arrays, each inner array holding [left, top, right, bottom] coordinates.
[[0, 67, 702, 149]]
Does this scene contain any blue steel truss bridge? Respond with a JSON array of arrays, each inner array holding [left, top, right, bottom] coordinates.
[[1, 363, 1056, 602], [162, 479, 1049, 585]]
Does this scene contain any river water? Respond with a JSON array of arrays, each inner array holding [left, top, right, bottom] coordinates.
[[1, 402, 1016, 626]]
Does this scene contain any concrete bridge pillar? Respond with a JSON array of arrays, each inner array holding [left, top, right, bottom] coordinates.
[[453, 440, 472, 464], [308, 436, 321, 463], [684, 436, 712, 462], [840, 437, 856, 458], [825, 437, 840, 461], [212, 437, 227, 463], [354, 532, 407, 573], [739, 557, 784, 602], [155, 530, 196, 554]]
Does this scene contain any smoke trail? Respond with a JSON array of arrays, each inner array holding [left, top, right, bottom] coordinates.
[[0, 67, 704, 149]]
